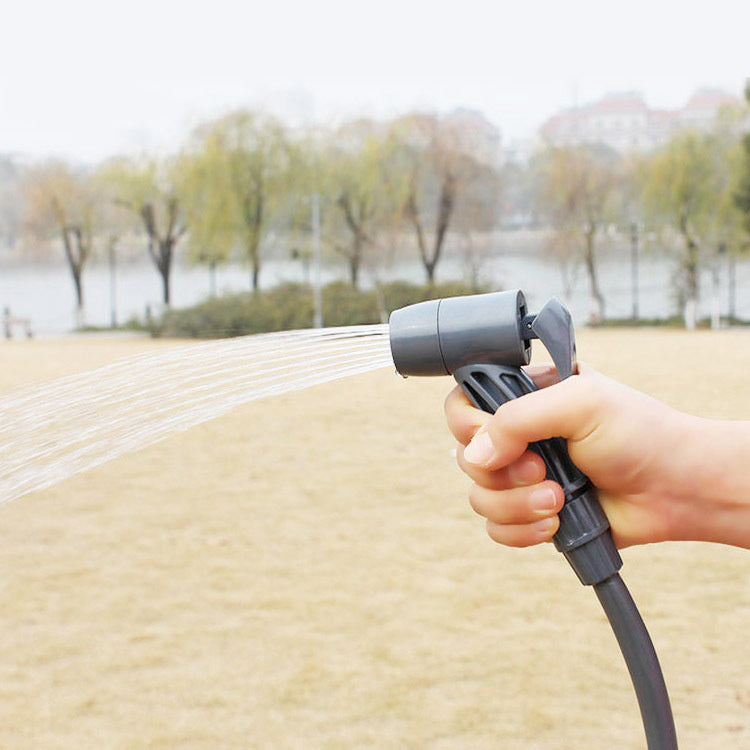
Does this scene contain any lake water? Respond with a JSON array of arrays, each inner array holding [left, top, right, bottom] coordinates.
[[2, 244, 748, 336]]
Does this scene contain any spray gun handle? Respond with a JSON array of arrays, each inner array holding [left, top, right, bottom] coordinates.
[[453, 362, 622, 586]]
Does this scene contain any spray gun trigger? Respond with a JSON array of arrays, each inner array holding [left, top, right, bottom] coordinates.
[[530, 298, 578, 381], [521, 314, 538, 339]]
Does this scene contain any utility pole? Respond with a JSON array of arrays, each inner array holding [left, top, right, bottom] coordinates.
[[728, 251, 737, 321], [312, 193, 323, 328], [712, 243, 725, 330], [108, 236, 118, 328], [630, 221, 639, 320]]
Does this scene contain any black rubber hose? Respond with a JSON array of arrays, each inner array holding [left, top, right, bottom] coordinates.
[[594, 574, 678, 749]]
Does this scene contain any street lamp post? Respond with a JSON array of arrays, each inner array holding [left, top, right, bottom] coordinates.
[[630, 221, 639, 321], [311, 193, 323, 328], [108, 236, 118, 328], [728, 251, 737, 322]]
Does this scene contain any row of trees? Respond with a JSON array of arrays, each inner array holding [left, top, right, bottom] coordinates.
[[531, 116, 747, 327], [3, 83, 750, 329], [510, 88, 750, 327], [7, 110, 500, 327]]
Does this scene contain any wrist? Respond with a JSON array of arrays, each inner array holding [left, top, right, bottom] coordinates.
[[666, 416, 750, 548]]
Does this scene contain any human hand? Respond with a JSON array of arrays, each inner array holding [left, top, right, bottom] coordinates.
[[445, 364, 750, 550]]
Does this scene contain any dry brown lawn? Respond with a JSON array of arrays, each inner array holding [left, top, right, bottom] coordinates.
[[1, 329, 750, 749]]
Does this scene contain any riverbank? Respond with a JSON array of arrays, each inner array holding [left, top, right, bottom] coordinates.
[[4, 232, 750, 335]]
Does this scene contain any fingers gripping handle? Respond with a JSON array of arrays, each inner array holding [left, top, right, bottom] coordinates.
[[453, 363, 622, 585]]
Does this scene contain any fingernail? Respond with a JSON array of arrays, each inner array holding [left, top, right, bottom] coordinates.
[[530, 488, 558, 514], [463, 430, 496, 466]]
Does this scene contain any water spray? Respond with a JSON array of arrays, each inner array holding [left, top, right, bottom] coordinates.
[[389, 289, 678, 749], [0, 326, 392, 504]]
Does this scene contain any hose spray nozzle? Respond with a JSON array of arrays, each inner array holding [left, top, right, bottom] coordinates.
[[388, 289, 577, 381], [389, 289, 620, 586]]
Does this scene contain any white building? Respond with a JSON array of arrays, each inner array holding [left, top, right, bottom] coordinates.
[[539, 88, 741, 152]]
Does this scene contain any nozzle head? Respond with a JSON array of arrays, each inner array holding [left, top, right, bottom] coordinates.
[[388, 297, 445, 376], [389, 290, 532, 376]]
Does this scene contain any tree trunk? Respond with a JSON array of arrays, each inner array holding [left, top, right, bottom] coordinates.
[[140, 201, 184, 308], [246, 232, 262, 292], [583, 224, 604, 326], [405, 191, 430, 282], [678, 208, 700, 330], [683, 243, 699, 330], [243, 195, 263, 292], [409, 175, 456, 287], [429, 172, 456, 284], [338, 193, 367, 289], [209, 261, 217, 298], [159, 239, 173, 306], [348, 232, 364, 288], [161, 267, 170, 307], [408, 196, 427, 260], [61, 226, 87, 328], [424, 258, 437, 286], [73, 272, 84, 327], [710, 244, 725, 330]]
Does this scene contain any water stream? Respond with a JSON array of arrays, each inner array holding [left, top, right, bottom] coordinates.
[[0, 326, 393, 504]]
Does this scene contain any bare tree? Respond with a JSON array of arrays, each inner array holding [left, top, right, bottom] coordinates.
[[453, 160, 502, 289], [102, 156, 187, 306], [642, 118, 744, 329], [389, 110, 501, 286], [320, 119, 399, 287], [182, 110, 294, 292], [24, 160, 101, 326], [534, 144, 620, 325]]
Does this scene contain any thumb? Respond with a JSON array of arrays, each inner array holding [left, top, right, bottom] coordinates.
[[462, 367, 603, 471]]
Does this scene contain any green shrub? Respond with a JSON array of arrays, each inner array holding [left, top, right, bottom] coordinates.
[[157, 279, 490, 338], [375, 280, 425, 313], [377, 280, 484, 313], [322, 281, 380, 326], [159, 283, 314, 338]]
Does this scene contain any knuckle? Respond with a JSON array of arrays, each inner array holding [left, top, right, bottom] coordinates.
[[485, 515, 558, 548], [443, 387, 459, 418], [467, 484, 486, 516], [486, 520, 528, 548]]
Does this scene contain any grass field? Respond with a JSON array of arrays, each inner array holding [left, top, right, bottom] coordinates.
[[1, 329, 750, 748]]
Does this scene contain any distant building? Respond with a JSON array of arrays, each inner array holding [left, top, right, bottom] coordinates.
[[539, 87, 741, 152], [677, 88, 739, 130], [444, 107, 502, 166]]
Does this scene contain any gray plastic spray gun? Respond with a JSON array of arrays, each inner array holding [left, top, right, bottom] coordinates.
[[389, 290, 678, 750]]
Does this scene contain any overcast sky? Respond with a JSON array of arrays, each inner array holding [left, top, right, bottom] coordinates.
[[2, 0, 746, 163]]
